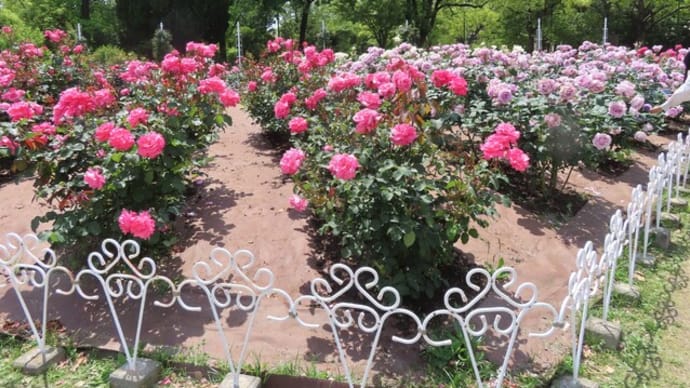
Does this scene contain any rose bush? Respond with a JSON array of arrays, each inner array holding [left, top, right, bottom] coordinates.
[[0, 29, 236, 258], [245, 40, 529, 299]]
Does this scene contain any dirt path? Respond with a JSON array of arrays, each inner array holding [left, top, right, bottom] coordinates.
[[0, 107, 678, 381]]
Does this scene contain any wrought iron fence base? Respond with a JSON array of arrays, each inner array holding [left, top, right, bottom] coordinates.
[[219, 373, 262, 388], [12, 346, 65, 376], [636, 253, 656, 267], [649, 227, 672, 250], [109, 358, 161, 388], [584, 318, 621, 350], [612, 283, 641, 302], [551, 375, 600, 388]]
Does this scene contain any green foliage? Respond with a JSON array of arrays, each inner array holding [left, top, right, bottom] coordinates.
[[0, 9, 43, 49], [89, 44, 137, 66], [151, 28, 173, 61]]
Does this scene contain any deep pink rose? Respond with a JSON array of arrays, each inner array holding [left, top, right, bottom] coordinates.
[[328, 153, 360, 180], [84, 167, 106, 190], [289, 194, 309, 212], [449, 76, 468, 96], [95, 122, 116, 143], [280, 148, 306, 175], [137, 132, 165, 159], [480, 139, 506, 159], [390, 123, 418, 146], [7, 101, 43, 122], [274, 101, 290, 119], [431, 70, 453, 87], [130, 211, 156, 239], [198, 76, 227, 94], [357, 91, 381, 109], [118, 209, 137, 234], [392, 70, 412, 92], [127, 108, 149, 127], [219, 89, 240, 107], [247, 81, 258, 92], [507, 148, 530, 172], [108, 128, 135, 151], [353, 109, 381, 134], [288, 117, 309, 134]]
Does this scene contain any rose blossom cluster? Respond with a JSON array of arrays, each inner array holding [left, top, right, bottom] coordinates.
[[480, 123, 530, 172], [118, 209, 156, 239]]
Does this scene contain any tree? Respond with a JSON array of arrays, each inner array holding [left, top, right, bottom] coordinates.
[[404, 0, 489, 46], [335, 0, 405, 48]]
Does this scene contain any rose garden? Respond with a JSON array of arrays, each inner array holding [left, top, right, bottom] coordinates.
[[2, 3, 690, 387]]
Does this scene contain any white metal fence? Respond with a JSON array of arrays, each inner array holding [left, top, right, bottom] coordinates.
[[1, 130, 689, 387]]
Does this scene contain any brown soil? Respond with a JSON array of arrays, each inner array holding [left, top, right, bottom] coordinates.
[[0, 108, 675, 383]]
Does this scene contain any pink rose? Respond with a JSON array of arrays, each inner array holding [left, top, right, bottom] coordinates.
[[357, 91, 382, 109], [32, 122, 56, 135], [544, 113, 561, 128], [130, 211, 156, 239], [377, 82, 396, 98], [390, 123, 418, 146], [2, 88, 25, 102], [84, 167, 106, 190], [392, 70, 412, 92], [137, 132, 165, 159], [7, 101, 43, 122], [280, 148, 306, 175], [118, 209, 137, 234], [288, 117, 309, 134], [494, 122, 520, 145], [198, 77, 227, 94], [289, 194, 309, 212], [507, 148, 530, 172], [95, 122, 116, 142], [353, 108, 381, 134], [247, 81, 258, 92], [480, 139, 506, 159], [119, 209, 156, 239], [592, 133, 612, 150], [0, 135, 18, 155], [449, 77, 468, 96], [219, 89, 240, 107], [634, 131, 647, 142], [608, 101, 626, 118], [274, 101, 290, 119], [108, 128, 135, 151], [431, 70, 453, 87], [127, 108, 149, 127], [328, 153, 359, 180]]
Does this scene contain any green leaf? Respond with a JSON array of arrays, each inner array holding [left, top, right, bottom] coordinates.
[[468, 228, 479, 238], [403, 231, 416, 248], [144, 170, 154, 184]]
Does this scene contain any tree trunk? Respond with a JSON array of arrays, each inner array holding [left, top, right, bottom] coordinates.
[[299, 0, 313, 47], [81, 0, 91, 19]]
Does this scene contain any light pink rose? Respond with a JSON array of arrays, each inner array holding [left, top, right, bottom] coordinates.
[[84, 167, 106, 190], [544, 113, 562, 128], [592, 133, 612, 150], [137, 132, 165, 159], [289, 194, 309, 212], [328, 153, 360, 180], [280, 148, 306, 175], [608, 101, 626, 118], [390, 123, 418, 146]]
